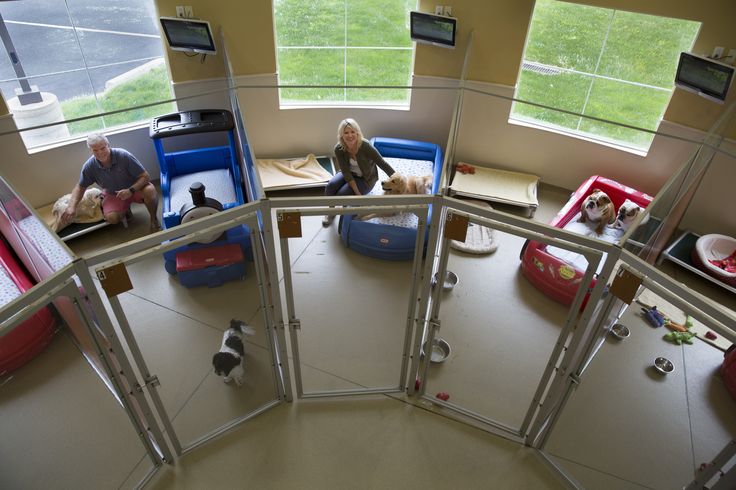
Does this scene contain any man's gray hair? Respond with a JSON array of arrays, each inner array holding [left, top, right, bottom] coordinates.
[[86, 132, 109, 148]]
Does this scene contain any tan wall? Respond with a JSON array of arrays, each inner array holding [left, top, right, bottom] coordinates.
[[2, 1, 733, 125], [155, 0, 276, 82], [155, 0, 736, 134]]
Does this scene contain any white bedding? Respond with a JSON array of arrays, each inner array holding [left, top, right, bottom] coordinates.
[[170, 169, 237, 215], [361, 157, 434, 229], [545, 212, 624, 273]]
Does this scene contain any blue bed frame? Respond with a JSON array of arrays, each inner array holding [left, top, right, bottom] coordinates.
[[150, 109, 251, 277], [339, 137, 443, 261]]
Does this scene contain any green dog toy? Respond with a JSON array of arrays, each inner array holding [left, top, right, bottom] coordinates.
[[664, 331, 695, 345]]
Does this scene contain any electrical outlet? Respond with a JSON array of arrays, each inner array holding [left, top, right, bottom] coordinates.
[[712, 46, 724, 59], [184, 6, 193, 18], [176, 6, 185, 18], [443, 6, 453, 16], [435, 5, 444, 15], [727, 49, 736, 62]]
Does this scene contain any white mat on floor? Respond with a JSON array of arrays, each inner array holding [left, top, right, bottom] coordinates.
[[450, 200, 498, 254], [450, 164, 539, 208]]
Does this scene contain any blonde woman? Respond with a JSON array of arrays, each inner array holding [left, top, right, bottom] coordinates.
[[322, 118, 396, 226]]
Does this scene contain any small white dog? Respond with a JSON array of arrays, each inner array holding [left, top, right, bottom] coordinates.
[[212, 319, 256, 386], [614, 199, 649, 232], [578, 188, 616, 234]]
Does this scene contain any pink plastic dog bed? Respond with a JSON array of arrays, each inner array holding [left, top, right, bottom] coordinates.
[[520, 175, 652, 307], [691, 234, 736, 287], [0, 238, 56, 375]]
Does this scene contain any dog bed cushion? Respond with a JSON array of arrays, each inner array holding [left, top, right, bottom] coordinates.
[[451, 164, 539, 211], [692, 234, 736, 287], [450, 200, 498, 254], [545, 212, 624, 273], [170, 169, 237, 215], [361, 157, 435, 229]]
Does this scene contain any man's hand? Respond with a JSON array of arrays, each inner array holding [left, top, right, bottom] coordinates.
[[115, 188, 134, 200], [60, 206, 76, 225]]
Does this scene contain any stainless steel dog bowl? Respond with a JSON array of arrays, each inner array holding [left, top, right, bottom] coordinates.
[[432, 270, 459, 291], [654, 356, 674, 374], [610, 323, 630, 340], [421, 338, 451, 363]]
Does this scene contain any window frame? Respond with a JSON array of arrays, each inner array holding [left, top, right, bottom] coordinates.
[[0, 1, 174, 151], [509, 0, 700, 154], [272, 0, 417, 109]]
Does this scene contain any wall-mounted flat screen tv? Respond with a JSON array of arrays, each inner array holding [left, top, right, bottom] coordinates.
[[160, 17, 216, 55], [675, 52, 734, 103], [410, 11, 456, 49]]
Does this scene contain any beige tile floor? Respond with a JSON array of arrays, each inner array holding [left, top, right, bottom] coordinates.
[[1, 184, 733, 490]]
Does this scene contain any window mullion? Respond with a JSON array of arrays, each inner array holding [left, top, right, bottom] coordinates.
[[344, 0, 348, 103], [576, 9, 615, 131], [63, 0, 107, 129]]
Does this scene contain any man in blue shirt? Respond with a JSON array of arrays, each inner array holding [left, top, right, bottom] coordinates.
[[61, 133, 161, 232]]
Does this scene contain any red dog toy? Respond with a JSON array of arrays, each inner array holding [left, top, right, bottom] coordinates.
[[436, 391, 450, 401]]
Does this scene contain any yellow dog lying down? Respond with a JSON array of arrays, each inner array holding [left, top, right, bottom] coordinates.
[[51, 187, 104, 232], [356, 173, 433, 221]]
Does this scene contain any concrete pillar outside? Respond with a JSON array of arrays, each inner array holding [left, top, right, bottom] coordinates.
[[7, 92, 70, 148]]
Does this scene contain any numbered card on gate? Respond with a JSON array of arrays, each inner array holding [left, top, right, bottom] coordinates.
[[444, 212, 469, 241], [278, 212, 302, 238], [96, 262, 133, 297]]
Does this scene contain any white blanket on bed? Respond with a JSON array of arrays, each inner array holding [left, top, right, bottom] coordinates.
[[546, 212, 624, 273], [256, 154, 332, 190]]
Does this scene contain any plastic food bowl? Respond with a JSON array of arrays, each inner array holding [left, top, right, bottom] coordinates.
[[654, 356, 674, 374], [432, 270, 459, 291], [421, 337, 451, 363], [610, 323, 630, 340]]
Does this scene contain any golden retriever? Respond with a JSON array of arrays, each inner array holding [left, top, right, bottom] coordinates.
[[356, 173, 434, 221], [381, 173, 433, 195]]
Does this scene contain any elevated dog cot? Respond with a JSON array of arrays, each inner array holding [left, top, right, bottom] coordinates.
[[339, 137, 443, 261], [150, 109, 251, 286], [520, 175, 652, 306]]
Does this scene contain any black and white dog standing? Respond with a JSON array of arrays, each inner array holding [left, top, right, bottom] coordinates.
[[212, 319, 256, 386]]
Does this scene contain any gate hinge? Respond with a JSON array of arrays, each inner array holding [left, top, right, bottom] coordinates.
[[288, 319, 301, 331], [144, 375, 161, 388], [569, 373, 581, 386]]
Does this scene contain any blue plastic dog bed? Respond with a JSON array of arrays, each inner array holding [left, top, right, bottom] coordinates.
[[339, 137, 443, 261]]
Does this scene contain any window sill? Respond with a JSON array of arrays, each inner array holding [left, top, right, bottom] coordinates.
[[507, 117, 650, 158], [278, 102, 410, 111], [25, 121, 149, 155]]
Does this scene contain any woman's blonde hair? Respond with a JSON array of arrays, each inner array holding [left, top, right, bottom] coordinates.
[[337, 118, 364, 147]]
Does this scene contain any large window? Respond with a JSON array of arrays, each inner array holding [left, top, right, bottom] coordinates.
[[0, 0, 174, 150], [511, 0, 700, 152], [273, 0, 416, 106]]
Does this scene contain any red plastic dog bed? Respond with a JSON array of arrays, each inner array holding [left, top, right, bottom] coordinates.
[[0, 238, 56, 375], [520, 175, 652, 307]]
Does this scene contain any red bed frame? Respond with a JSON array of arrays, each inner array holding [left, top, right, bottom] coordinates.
[[0, 238, 56, 375], [519, 175, 653, 307]]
